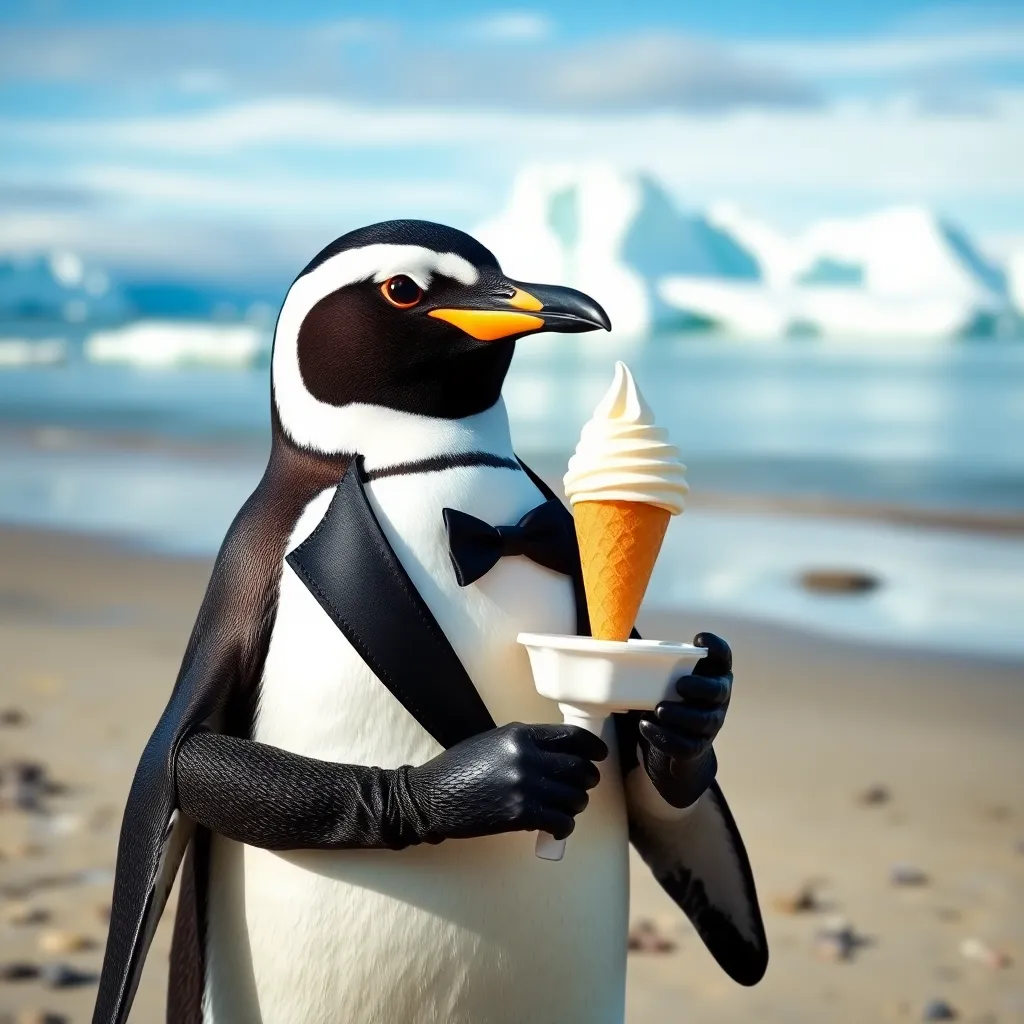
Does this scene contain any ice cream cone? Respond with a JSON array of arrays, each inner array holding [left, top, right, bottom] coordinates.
[[564, 362, 687, 641], [574, 499, 671, 641]]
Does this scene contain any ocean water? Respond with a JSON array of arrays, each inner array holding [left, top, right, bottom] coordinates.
[[1, 334, 1022, 510], [1, 333, 1022, 655]]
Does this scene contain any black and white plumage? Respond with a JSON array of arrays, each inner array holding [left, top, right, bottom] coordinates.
[[92, 220, 766, 1024]]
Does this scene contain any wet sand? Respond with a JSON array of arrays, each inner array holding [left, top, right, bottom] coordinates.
[[0, 526, 1021, 1023]]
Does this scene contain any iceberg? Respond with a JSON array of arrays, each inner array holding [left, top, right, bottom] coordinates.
[[85, 321, 268, 369], [475, 164, 760, 338], [1009, 249, 1024, 317], [480, 165, 1018, 341], [663, 205, 1017, 340]]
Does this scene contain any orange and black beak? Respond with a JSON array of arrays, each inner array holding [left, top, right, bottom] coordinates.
[[428, 282, 611, 341]]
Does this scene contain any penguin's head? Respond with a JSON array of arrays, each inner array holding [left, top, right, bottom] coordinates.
[[272, 219, 610, 452]]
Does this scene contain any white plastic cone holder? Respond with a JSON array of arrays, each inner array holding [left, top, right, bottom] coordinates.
[[517, 633, 707, 861]]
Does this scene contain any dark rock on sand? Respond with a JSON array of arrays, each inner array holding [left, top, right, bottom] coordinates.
[[0, 961, 40, 981], [922, 998, 958, 1020], [982, 804, 1011, 821], [858, 784, 892, 806], [0, 762, 45, 811], [0, 761, 62, 813], [39, 962, 97, 989], [2, 901, 49, 926], [772, 880, 821, 914], [799, 569, 881, 594], [813, 917, 870, 962], [890, 863, 930, 886]]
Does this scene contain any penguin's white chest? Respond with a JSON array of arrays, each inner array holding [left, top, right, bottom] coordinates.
[[204, 465, 629, 1024]]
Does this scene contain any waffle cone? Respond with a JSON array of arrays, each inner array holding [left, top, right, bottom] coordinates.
[[573, 499, 671, 641]]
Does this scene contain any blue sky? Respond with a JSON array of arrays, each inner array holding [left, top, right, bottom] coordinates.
[[1, 1, 1022, 285]]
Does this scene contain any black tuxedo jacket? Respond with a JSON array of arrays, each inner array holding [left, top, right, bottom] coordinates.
[[92, 458, 766, 1024]]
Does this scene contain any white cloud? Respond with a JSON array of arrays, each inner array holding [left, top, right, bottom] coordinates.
[[0, 21, 810, 111], [464, 12, 553, 42], [70, 164, 488, 217], [739, 24, 1024, 76], [1, 85, 1020, 285], [0, 208, 312, 279], [1, 14, 1020, 280], [9, 90, 1021, 198], [316, 18, 393, 43]]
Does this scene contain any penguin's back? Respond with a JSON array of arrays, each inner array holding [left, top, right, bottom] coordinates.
[[203, 462, 629, 1024]]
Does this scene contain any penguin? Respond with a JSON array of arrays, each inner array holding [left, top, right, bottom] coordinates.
[[92, 220, 767, 1024]]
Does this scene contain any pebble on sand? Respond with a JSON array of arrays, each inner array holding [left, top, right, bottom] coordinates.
[[1, 841, 43, 860], [858, 784, 892, 806], [627, 919, 677, 954], [813, 917, 868, 963], [890, 863, 930, 887], [38, 962, 96, 989], [772, 881, 820, 914], [0, 761, 60, 813], [0, 707, 26, 726], [37, 930, 92, 955], [921, 998, 957, 1020], [16, 1011, 68, 1024], [959, 937, 1011, 969], [800, 569, 881, 594], [2, 901, 49, 926], [0, 962, 40, 981], [982, 804, 1011, 822], [39, 813, 83, 838]]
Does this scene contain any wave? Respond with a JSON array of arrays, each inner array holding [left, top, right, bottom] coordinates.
[[0, 338, 67, 368], [84, 320, 268, 369]]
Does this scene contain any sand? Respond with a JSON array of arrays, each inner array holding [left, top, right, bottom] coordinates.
[[0, 526, 1021, 1023]]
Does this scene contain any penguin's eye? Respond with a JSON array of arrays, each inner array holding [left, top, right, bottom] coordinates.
[[381, 275, 424, 309]]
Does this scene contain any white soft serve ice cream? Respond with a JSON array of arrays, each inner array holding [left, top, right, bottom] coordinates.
[[563, 361, 688, 514]]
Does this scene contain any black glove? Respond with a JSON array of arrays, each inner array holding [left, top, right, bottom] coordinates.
[[176, 722, 606, 852], [407, 722, 607, 842], [637, 632, 732, 809]]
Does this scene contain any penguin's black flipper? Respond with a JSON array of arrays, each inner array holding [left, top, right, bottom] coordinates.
[[95, 800, 193, 1024], [91, 459, 332, 1024], [624, 773, 768, 985], [91, 551, 250, 1024]]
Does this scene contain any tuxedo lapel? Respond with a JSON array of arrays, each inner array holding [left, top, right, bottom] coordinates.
[[286, 458, 497, 751]]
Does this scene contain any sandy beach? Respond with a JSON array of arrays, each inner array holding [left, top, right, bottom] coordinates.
[[1, 525, 1022, 1023]]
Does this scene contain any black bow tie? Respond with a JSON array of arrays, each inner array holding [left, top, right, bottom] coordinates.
[[442, 500, 577, 587]]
